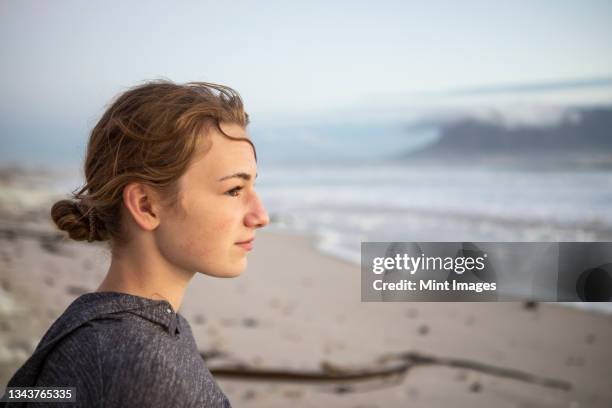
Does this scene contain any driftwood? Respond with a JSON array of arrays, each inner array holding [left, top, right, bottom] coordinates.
[[204, 350, 572, 392], [382, 351, 571, 391]]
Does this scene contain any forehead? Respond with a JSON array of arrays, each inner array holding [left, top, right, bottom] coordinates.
[[188, 123, 256, 179]]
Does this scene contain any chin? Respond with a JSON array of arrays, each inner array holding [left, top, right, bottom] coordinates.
[[220, 268, 245, 278], [199, 260, 246, 278]]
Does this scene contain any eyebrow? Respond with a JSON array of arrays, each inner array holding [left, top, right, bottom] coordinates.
[[217, 172, 258, 182]]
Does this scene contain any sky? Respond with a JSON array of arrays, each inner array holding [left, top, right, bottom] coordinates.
[[1, 0, 611, 163]]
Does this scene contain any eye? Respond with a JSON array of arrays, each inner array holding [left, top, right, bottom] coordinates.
[[225, 186, 243, 197]]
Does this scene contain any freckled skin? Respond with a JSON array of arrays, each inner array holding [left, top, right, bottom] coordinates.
[[153, 123, 269, 278]]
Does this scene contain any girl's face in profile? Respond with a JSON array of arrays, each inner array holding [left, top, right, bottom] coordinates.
[[154, 122, 269, 278]]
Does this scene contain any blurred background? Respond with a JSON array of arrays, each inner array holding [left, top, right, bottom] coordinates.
[[1, 1, 612, 406]]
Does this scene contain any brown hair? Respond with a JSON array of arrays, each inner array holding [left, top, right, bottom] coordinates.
[[51, 80, 251, 246]]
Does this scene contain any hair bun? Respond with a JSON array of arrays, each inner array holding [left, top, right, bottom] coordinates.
[[51, 199, 99, 242]]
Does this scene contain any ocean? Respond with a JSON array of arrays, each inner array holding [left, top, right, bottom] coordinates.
[[256, 163, 612, 314]]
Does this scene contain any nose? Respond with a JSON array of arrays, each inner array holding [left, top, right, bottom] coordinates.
[[244, 191, 270, 229]]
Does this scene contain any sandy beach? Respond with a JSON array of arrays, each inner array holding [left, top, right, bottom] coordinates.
[[1, 214, 612, 407]]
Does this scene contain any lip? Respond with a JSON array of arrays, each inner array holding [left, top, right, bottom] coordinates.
[[235, 238, 254, 251]]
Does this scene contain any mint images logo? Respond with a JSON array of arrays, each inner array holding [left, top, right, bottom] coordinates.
[[371, 250, 496, 296]]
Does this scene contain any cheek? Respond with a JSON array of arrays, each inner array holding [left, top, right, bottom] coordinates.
[[216, 217, 235, 235], [188, 209, 238, 256], [157, 198, 247, 276]]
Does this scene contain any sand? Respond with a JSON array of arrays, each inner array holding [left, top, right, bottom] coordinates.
[[1, 217, 612, 407]]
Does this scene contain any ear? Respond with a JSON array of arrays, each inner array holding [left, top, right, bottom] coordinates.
[[122, 182, 161, 232]]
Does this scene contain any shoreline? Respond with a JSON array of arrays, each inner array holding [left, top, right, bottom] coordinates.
[[264, 223, 612, 316]]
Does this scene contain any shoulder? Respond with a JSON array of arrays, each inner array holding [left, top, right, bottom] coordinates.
[[44, 313, 166, 374], [36, 323, 104, 405], [43, 321, 102, 370], [89, 314, 178, 372], [43, 316, 168, 390]]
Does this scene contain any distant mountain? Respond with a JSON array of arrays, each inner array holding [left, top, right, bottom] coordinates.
[[404, 107, 612, 168]]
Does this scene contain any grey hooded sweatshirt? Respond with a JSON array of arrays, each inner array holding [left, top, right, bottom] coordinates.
[[2, 292, 231, 407]]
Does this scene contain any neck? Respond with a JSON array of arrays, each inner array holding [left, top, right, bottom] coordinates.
[[96, 238, 195, 312]]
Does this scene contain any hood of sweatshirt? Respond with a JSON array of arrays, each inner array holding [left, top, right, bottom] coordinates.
[[5, 291, 182, 389]]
